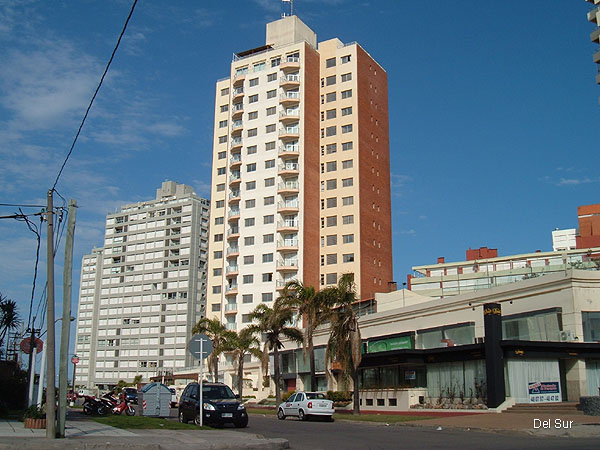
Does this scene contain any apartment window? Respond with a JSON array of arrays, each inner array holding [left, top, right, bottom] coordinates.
[[341, 72, 352, 82], [342, 234, 354, 244], [213, 268, 222, 276], [245, 199, 255, 208], [264, 177, 275, 187], [326, 179, 337, 190], [249, 77, 259, 87], [221, 87, 229, 96], [244, 255, 254, 265], [247, 145, 257, 154], [220, 104, 229, 112], [243, 275, 254, 284], [326, 143, 337, 154], [326, 235, 337, 246], [327, 216, 337, 227], [266, 106, 276, 116], [249, 94, 258, 103], [219, 120, 228, 128], [216, 183, 225, 192], [254, 61, 265, 72], [326, 161, 337, 172], [342, 215, 354, 225], [265, 141, 276, 151], [212, 303, 221, 312], [342, 178, 354, 187], [246, 181, 256, 190], [247, 163, 256, 172], [266, 124, 276, 133], [341, 89, 352, 99], [326, 75, 336, 86], [262, 273, 273, 282], [264, 196, 274, 205], [326, 109, 336, 120], [243, 294, 253, 303], [266, 89, 276, 99], [343, 253, 355, 263], [245, 218, 255, 227], [248, 128, 257, 137], [327, 254, 337, 265], [342, 141, 353, 151], [212, 285, 221, 294], [326, 197, 337, 208], [214, 233, 223, 242], [263, 233, 274, 243], [214, 217, 224, 225], [342, 124, 353, 134], [267, 73, 277, 82], [341, 106, 352, 116], [326, 57, 336, 68], [218, 136, 227, 144], [326, 92, 336, 102], [342, 159, 353, 169], [262, 292, 273, 302], [271, 57, 280, 67], [264, 215, 274, 224], [218, 151, 226, 159], [341, 55, 351, 64], [248, 111, 258, 120], [214, 250, 223, 258], [217, 167, 226, 175], [216, 200, 224, 208], [326, 126, 336, 137], [262, 253, 273, 263], [244, 236, 255, 245], [326, 273, 337, 284]]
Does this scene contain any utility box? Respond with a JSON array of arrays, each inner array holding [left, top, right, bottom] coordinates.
[[138, 383, 172, 417]]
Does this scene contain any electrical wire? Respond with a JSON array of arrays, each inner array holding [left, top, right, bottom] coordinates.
[[51, 0, 139, 191], [16, 210, 42, 331], [0, 203, 46, 208]]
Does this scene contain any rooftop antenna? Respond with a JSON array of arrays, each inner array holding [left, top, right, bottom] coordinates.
[[282, 0, 293, 17]]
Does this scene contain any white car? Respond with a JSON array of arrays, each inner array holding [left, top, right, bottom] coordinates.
[[277, 392, 334, 421]]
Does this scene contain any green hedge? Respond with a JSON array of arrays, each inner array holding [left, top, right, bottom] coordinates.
[[326, 391, 352, 402]]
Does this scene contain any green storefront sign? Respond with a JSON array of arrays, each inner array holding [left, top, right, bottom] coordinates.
[[367, 336, 412, 353]]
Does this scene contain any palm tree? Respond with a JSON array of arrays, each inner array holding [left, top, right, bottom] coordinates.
[[223, 327, 263, 399], [323, 273, 362, 414], [281, 280, 329, 392], [191, 318, 229, 382], [249, 299, 303, 403], [0, 294, 20, 349]]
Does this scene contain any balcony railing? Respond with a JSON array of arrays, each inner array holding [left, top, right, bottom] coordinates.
[[226, 265, 239, 274], [233, 87, 244, 96], [278, 201, 299, 209], [279, 162, 299, 171], [278, 239, 298, 248], [225, 284, 238, 293], [230, 154, 242, 163], [278, 181, 299, 190], [229, 172, 241, 181], [226, 323, 237, 330], [231, 121, 243, 131], [280, 91, 300, 101], [231, 137, 242, 146], [281, 74, 300, 83], [228, 227, 239, 236], [228, 208, 240, 217], [226, 246, 239, 255], [279, 109, 300, 118], [229, 191, 240, 200], [277, 259, 299, 268], [277, 219, 298, 228], [225, 303, 238, 312], [232, 103, 243, 112], [279, 126, 299, 136], [278, 145, 299, 154], [285, 56, 300, 63]]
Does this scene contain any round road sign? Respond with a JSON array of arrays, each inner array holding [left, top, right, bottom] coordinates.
[[188, 334, 213, 360]]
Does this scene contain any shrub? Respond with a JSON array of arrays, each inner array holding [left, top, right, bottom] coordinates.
[[22, 405, 45, 420], [326, 391, 352, 402], [281, 390, 295, 402]]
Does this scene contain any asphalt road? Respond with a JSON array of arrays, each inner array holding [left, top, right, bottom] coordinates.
[[231, 413, 600, 450]]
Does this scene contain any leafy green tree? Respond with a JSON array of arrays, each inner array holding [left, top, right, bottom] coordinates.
[[280, 281, 329, 392], [223, 327, 263, 399], [249, 299, 303, 403], [323, 273, 362, 414], [0, 293, 20, 351], [191, 318, 229, 382]]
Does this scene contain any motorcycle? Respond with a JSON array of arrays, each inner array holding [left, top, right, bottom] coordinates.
[[82, 395, 108, 416], [102, 392, 135, 416]]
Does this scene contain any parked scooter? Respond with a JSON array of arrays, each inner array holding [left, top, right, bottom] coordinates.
[[82, 395, 108, 416], [101, 392, 135, 416]]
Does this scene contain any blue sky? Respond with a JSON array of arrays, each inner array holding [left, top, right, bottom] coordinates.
[[1, 0, 599, 342]]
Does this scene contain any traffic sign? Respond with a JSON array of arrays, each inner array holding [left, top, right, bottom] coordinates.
[[71, 355, 80, 365], [20, 337, 43, 354], [188, 334, 213, 360]]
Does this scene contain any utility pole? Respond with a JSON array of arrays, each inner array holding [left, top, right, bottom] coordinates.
[[58, 199, 76, 438], [45, 189, 56, 439], [25, 318, 37, 406]]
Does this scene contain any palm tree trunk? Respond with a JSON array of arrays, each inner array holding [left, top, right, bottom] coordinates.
[[308, 339, 316, 392], [237, 355, 244, 399], [273, 346, 281, 403], [352, 368, 360, 415], [213, 356, 219, 382]]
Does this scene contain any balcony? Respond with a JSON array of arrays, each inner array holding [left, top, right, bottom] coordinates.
[[594, 48, 600, 64], [232, 87, 244, 101], [279, 108, 300, 123], [225, 265, 239, 277], [280, 56, 300, 71], [226, 246, 239, 257], [231, 120, 243, 135], [280, 74, 300, 88], [279, 91, 300, 105], [233, 72, 246, 85], [276, 259, 299, 272], [278, 144, 299, 158], [592, 27, 600, 44], [228, 209, 240, 220], [277, 219, 298, 231], [231, 103, 244, 118], [278, 162, 300, 175], [279, 126, 300, 139], [588, 6, 599, 24], [231, 137, 243, 150], [227, 226, 240, 239], [277, 200, 299, 213], [224, 303, 238, 314], [225, 323, 237, 331], [229, 172, 241, 186], [278, 181, 299, 194], [277, 238, 299, 251]]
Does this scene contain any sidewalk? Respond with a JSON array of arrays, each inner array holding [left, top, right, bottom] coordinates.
[[0, 418, 288, 450]]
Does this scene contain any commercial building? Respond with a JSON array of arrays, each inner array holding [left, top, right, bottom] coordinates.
[[588, 0, 600, 102], [205, 15, 393, 333], [74, 181, 210, 389]]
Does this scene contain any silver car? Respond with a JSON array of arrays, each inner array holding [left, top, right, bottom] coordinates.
[[277, 392, 334, 421]]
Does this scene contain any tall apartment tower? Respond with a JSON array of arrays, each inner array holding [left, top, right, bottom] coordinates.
[[206, 16, 393, 330], [588, 0, 600, 102], [74, 181, 210, 389]]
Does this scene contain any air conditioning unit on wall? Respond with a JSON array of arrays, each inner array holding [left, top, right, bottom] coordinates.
[[559, 330, 576, 342]]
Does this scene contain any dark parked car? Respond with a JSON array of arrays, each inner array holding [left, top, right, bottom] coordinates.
[[178, 382, 248, 428], [123, 387, 138, 405]]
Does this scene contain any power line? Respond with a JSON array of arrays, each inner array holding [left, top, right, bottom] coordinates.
[[0, 203, 46, 208], [51, 0, 139, 191]]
